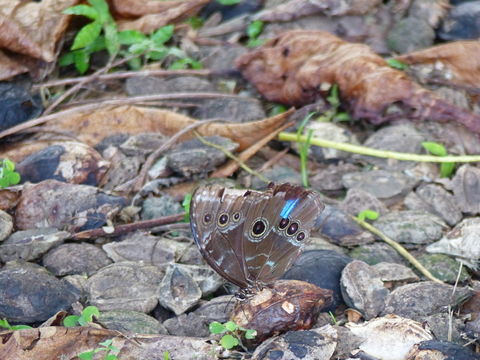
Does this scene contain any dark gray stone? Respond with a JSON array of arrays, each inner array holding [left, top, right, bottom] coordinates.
[[418, 253, 469, 283], [388, 17, 435, 53], [310, 163, 361, 193], [43, 243, 112, 276], [451, 165, 480, 214], [125, 76, 215, 96], [0, 210, 12, 242], [193, 97, 266, 123], [372, 262, 419, 283], [340, 260, 389, 319], [349, 242, 407, 266], [0, 262, 79, 323], [86, 261, 163, 312], [340, 188, 388, 217], [140, 195, 183, 220], [99, 310, 168, 334], [163, 312, 210, 337], [438, 1, 480, 40]]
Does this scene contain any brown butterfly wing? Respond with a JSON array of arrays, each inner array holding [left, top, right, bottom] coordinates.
[[242, 184, 324, 284]]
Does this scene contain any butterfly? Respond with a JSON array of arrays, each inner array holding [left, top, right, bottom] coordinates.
[[189, 183, 324, 299]]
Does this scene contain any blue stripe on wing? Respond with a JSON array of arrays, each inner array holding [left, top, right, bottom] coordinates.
[[280, 198, 300, 219]]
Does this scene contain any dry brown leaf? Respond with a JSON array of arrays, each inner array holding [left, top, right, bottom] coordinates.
[[0, 326, 217, 360], [50, 105, 290, 150], [113, 0, 209, 33], [395, 41, 480, 89], [0, 0, 77, 62], [236, 30, 480, 134]]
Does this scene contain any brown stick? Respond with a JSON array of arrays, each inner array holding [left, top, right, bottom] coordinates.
[[71, 213, 185, 240]]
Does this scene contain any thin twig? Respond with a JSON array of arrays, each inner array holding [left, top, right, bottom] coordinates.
[[71, 213, 185, 240], [132, 118, 221, 192], [353, 216, 444, 284], [280, 132, 480, 163], [0, 93, 241, 140], [195, 131, 270, 183], [33, 69, 211, 90]]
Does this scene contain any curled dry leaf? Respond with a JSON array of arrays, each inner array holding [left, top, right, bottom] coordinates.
[[395, 40, 480, 89], [0, 0, 77, 80], [236, 30, 480, 134], [51, 105, 291, 150], [0, 327, 218, 360], [231, 279, 333, 343], [113, 0, 209, 33]]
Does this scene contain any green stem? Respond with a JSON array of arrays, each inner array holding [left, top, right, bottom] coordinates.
[[279, 132, 480, 163]]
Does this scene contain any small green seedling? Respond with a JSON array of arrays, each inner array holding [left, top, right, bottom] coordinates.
[[182, 193, 192, 222], [386, 58, 408, 70], [0, 318, 32, 331], [268, 103, 288, 116], [186, 16, 204, 29], [64, 306, 100, 327], [318, 84, 351, 122], [78, 339, 119, 360], [216, 0, 241, 5], [328, 311, 338, 325], [357, 209, 379, 222], [422, 141, 455, 178], [209, 321, 257, 351], [163, 351, 171, 360], [246, 20, 265, 48], [0, 159, 21, 189], [296, 112, 317, 188]]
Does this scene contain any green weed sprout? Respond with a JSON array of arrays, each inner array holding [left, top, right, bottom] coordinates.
[[422, 141, 455, 178], [296, 112, 317, 188], [246, 20, 265, 48], [78, 339, 119, 360], [209, 321, 256, 351], [386, 58, 408, 70], [216, 0, 241, 5], [61, 0, 201, 73], [182, 193, 192, 222], [318, 84, 351, 122], [0, 159, 21, 189], [64, 306, 100, 327], [0, 318, 32, 331], [356, 209, 379, 222]]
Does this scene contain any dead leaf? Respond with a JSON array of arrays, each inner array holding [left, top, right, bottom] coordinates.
[[236, 30, 480, 134], [0, 0, 77, 81], [0, 326, 218, 360], [50, 105, 291, 151], [112, 0, 209, 33], [395, 41, 480, 89]]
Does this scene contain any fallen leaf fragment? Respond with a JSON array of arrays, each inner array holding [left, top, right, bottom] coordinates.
[[0, 0, 78, 80], [51, 105, 291, 150], [112, 0, 209, 33], [236, 30, 480, 134], [395, 40, 480, 88], [0, 327, 219, 360]]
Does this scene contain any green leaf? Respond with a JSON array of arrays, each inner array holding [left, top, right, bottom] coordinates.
[[0, 319, 11, 329], [224, 321, 238, 332], [11, 324, 33, 330], [186, 16, 204, 29], [3, 159, 15, 172], [79, 350, 95, 360], [422, 141, 447, 157], [163, 351, 171, 360], [103, 22, 119, 56], [169, 58, 203, 70], [209, 321, 226, 334], [63, 5, 99, 20], [71, 21, 103, 50], [151, 25, 174, 46], [216, 0, 241, 4], [98, 339, 113, 347], [128, 41, 150, 55], [246, 38, 266, 48], [357, 210, 379, 221], [127, 57, 142, 70], [326, 84, 340, 107], [88, 0, 110, 23], [440, 162, 455, 178], [386, 58, 408, 70], [220, 334, 239, 349], [63, 315, 80, 327], [85, 35, 107, 53], [0, 178, 9, 189], [59, 52, 75, 66], [182, 193, 192, 222], [81, 306, 100, 323], [147, 49, 168, 61], [105, 354, 118, 360], [5, 172, 20, 185], [74, 50, 90, 74], [244, 329, 257, 339], [269, 104, 287, 116], [247, 20, 264, 39], [333, 112, 351, 122], [118, 30, 146, 45]]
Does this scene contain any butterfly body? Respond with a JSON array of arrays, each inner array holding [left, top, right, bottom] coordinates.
[[190, 183, 324, 297]]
